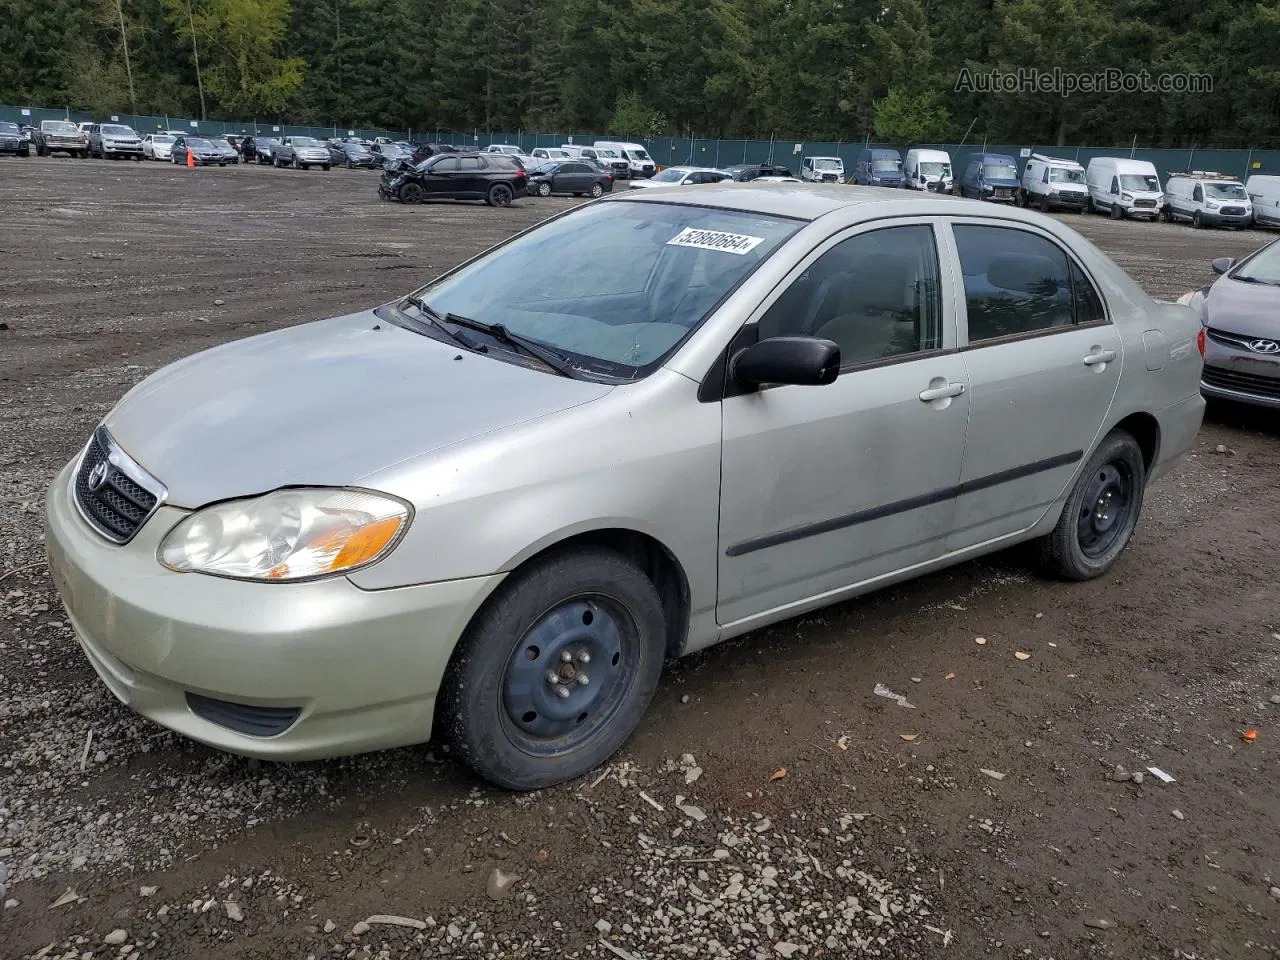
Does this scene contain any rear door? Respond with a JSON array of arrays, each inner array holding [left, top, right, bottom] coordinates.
[[944, 219, 1121, 548]]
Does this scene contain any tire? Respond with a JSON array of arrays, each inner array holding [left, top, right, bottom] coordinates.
[[36, 144, 47, 157], [1110, 202, 1122, 219], [322, 164, 330, 171], [1037, 430, 1146, 581], [1193, 211, 1204, 229], [1038, 196, 1050, 213], [293, 158, 301, 169], [398, 182, 425, 204], [345, 158, 353, 169], [487, 182, 514, 207], [590, 182, 604, 198], [439, 547, 667, 790], [537, 181, 552, 197]]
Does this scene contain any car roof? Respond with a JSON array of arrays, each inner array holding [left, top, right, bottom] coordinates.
[[613, 182, 1038, 222]]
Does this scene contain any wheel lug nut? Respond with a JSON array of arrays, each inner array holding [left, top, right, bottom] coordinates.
[[577, 673, 590, 686], [546, 670, 559, 685], [578, 650, 591, 664], [555, 685, 571, 699], [560, 650, 573, 663]]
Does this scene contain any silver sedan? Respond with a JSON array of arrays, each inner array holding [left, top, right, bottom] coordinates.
[[45, 186, 1205, 789]]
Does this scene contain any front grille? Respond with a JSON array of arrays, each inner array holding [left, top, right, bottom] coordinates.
[[186, 693, 301, 737], [1202, 365, 1280, 398], [1207, 328, 1257, 350], [73, 427, 164, 544], [1133, 198, 1157, 208], [1220, 206, 1246, 217]]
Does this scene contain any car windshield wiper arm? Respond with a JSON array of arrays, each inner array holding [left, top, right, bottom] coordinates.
[[399, 295, 483, 350], [444, 313, 575, 378]]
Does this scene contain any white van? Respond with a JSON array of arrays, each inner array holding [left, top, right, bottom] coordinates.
[[1163, 171, 1253, 229], [1245, 175, 1280, 228], [593, 141, 655, 178], [903, 148, 952, 192], [801, 156, 844, 183], [1020, 154, 1088, 211], [1085, 157, 1163, 219]]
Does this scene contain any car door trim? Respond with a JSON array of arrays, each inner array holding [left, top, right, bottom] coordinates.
[[724, 449, 1083, 557], [958, 319, 1111, 352]]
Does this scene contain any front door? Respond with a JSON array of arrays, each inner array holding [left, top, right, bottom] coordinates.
[[944, 220, 1122, 548], [717, 220, 971, 628]]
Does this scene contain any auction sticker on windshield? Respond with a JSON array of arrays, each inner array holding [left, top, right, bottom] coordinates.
[[667, 227, 766, 255]]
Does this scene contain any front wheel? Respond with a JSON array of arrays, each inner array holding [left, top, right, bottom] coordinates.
[[439, 548, 667, 790], [398, 182, 425, 204], [487, 182, 513, 207], [1037, 430, 1145, 581], [321, 164, 330, 171], [1110, 202, 1123, 219], [1192, 211, 1204, 229]]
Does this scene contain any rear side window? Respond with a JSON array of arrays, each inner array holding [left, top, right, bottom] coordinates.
[[954, 225, 1074, 341], [460, 157, 482, 170]]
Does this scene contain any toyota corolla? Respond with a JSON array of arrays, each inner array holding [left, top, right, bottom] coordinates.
[[46, 185, 1205, 790]]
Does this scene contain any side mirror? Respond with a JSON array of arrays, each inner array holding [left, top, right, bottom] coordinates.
[[732, 337, 840, 388], [1211, 257, 1234, 275]]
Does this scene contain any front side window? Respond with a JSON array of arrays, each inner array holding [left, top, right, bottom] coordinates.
[[406, 202, 799, 377], [758, 225, 943, 367], [955, 225, 1076, 341], [1193, 184, 1204, 202], [432, 157, 460, 172]]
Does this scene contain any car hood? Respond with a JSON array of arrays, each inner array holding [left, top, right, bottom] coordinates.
[[1205, 277, 1280, 337], [103, 310, 613, 508]]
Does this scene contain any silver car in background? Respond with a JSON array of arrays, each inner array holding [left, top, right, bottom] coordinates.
[[142, 134, 176, 161], [89, 123, 144, 160], [45, 186, 1204, 791], [273, 135, 331, 170]]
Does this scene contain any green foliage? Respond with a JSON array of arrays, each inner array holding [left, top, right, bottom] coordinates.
[[0, 0, 1273, 145]]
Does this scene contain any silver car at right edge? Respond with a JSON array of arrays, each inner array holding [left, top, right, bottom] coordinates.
[[1180, 238, 1280, 407]]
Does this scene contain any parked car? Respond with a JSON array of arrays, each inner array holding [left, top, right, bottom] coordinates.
[[170, 136, 228, 166], [629, 166, 731, 189], [1245, 176, 1280, 229], [531, 147, 573, 163], [593, 141, 656, 178], [378, 152, 528, 206], [485, 144, 525, 156], [562, 145, 629, 179], [1163, 171, 1253, 229], [77, 122, 95, 141], [251, 136, 281, 164], [959, 152, 1020, 202], [205, 137, 240, 165], [32, 119, 88, 158], [224, 135, 248, 155], [1179, 239, 1280, 407], [720, 163, 793, 182], [273, 136, 331, 170], [852, 148, 904, 187], [903, 149, 952, 192], [0, 120, 29, 157], [1085, 158, 1163, 220], [372, 142, 415, 168], [801, 156, 844, 183], [142, 134, 176, 161], [756, 176, 802, 183], [330, 139, 377, 168], [527, 160, 613, 198], [43, 185, 1204, 791], [1020, 154, 1088, 212]]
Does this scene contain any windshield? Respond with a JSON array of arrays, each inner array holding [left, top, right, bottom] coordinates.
[[596, 149, 620, 158], [627, 148, 652, 162], [919, 162, 949, 177], [532, 162, 559, 174], [813, 158, 841, 171], [186, 138, 213, 149], [1233, 241, 1280, 284], [405, 202, 799, 376], [872, 158, 900, 172], [0, 122, 18, 134], [1049, 168, 1085, 184], [983, 163, 1018, 181], [102, 124, 134, 136], [154, 136, 174, 144], [44, 121, 78, 134], [346, 143, 370, 153], [652, 168, 688, 182], [291, 137, 319, 147], [1119, 174, 1160, 192], [1206, 182, 1246, 200]]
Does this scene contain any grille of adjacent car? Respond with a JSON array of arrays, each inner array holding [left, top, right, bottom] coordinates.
[[185, 693, 302, 737], [1220, 206, 1246, 216], [74, 427, 164, 544], [1133, 198, 1157, 208], [1202, 365, 1280, 398]]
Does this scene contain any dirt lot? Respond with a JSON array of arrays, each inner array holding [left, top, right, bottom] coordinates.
[[1, 157, 1278, 960]]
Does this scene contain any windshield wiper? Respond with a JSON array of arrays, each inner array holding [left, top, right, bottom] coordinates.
[[399, 294, 483, 350], [444, 313, 576, 378], [1233, 275, 1280, 286]]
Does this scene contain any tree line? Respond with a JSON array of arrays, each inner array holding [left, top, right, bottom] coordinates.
[[1, 0, 1278, 147]]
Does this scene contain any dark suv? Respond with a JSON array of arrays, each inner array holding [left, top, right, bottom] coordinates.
[[379, 152, 529, 206], [720, 163, 792, 182]]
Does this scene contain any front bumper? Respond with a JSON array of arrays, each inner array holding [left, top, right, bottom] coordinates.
[[1200, 341, 1280, 408], [45, 461, 503, 760], [295, 154, 330, 165], [1044, 192, 1088, 209], [103, 143, 144, 156], [1200, 209, 1253, 228]]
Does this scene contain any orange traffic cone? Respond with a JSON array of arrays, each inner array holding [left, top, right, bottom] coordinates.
[[186, 148, 195, 168]]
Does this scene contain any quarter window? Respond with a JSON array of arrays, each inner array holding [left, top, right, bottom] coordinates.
[[758, 225, 943, 366], [953, 225, 1081, 341]]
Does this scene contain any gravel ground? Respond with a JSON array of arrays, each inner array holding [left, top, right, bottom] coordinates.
[[2, 158, 1279, 959]]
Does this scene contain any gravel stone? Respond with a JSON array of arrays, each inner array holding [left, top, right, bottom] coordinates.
[[103, 930, 128, 945]]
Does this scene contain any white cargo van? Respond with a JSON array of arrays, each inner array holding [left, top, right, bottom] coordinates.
[[1162, 171, 1253, 229], [593, 141, 655, 178], [1245, 175, 1280, 228], [1085, 157, 1163, 219], [801, 156, 844, 183], [1020, 154, 1089, 211], [903, 148, 952, 192]]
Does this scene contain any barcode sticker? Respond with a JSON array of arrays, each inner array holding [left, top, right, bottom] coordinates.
[[667, 227, 765, 255]]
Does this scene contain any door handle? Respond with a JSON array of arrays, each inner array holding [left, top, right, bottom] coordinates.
[[1083, 349, 1116, 366], [919, 382, 965, 402]]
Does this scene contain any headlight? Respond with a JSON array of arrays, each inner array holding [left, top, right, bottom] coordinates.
[[1121, 193, 1132, 201], [159, 488, 411, 581], [1206, 201, 1219, 210]]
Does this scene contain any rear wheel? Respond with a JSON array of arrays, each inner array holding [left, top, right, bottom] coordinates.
[[590, 182, 604, 198], [537, 181, 552, 197], [1037, 430, 1145, 581], [487, 182, 514, 207], [439, 548, 667, 790]]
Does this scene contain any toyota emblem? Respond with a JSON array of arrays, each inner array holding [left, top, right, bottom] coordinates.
[[1248, 339, 1280, 354], [87, 460, 110, 492]]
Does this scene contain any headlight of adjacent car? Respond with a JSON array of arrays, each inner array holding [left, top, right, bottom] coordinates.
[[1121, 193, 1133, 201], [159, 488, 411, 581]]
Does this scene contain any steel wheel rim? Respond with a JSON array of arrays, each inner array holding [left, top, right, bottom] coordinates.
[[1077, 460, 1134, 558], [500, 595, 638, 756]]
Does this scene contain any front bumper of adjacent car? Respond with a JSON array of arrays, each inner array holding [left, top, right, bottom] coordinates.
[[44, 459, 503, 760], [1200, 331, 1280, 408]]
